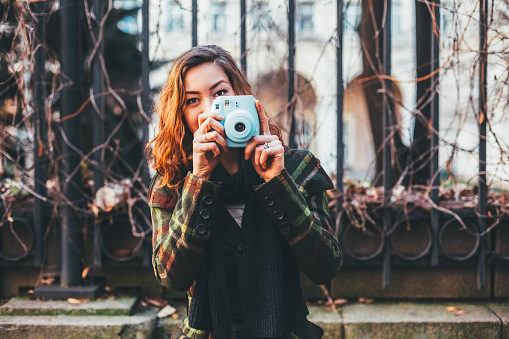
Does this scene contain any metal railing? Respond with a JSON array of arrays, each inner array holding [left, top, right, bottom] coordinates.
[[1, 0, 506, 293]]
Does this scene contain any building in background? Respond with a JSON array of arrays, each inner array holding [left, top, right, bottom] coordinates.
[[120, 0, 509, 187]]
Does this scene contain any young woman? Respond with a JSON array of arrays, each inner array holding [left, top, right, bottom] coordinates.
[[147, 45, 341, 338]]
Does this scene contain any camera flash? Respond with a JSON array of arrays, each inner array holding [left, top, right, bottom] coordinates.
[[225, 99, 230, 111]]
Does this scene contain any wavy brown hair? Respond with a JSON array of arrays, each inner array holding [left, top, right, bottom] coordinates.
[[147, 45, 282, 188]]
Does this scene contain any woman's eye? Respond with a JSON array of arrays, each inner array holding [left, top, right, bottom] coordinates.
[[186, 98, 198, 105], [215, 89, 227, 97]]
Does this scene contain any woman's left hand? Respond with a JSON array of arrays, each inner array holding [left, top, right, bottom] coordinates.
[[244, 100, 284, 182]]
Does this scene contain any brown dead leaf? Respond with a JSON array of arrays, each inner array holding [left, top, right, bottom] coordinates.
[[67, 298, 90, 304], [479, 112, 485, 124], [334, 299, 348, 305], [38, 140, 44, 157], [358, 298, 374, 304], [446, 306, 466, 316], [143, 297, 167, 308], [40, 277, 55, 285], [88, 203, 100, 218], [82, 266, 90, 279], [7, 211, 13, 223], [171, 313, 179, 319]]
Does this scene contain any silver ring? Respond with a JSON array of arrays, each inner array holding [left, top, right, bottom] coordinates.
[[263, 142, 270, 149], [204, 133, 209, 142]]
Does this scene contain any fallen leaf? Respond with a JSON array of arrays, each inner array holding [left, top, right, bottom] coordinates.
[[479, 112, 484, 124], [446, 306, 466, 316], [334, 299, 348, 305], [143, 297, 167, 308], [358, 298, 374, 304], [67, 298, 90, 304], [38, 140, 44, 157], [171, 313, 179, 319], [40, 277, 55, 285], [82, 266, 90, 279], [157, 304, 177, 318]]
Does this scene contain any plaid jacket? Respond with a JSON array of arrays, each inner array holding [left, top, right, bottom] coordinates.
[[148, 149, 342, 338]]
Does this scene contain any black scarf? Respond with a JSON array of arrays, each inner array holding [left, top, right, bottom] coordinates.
[[188, 157, 308, 337]]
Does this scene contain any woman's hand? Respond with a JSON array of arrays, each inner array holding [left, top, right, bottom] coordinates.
[[192, 112, 227, 181], [244, 100, 284, 182]]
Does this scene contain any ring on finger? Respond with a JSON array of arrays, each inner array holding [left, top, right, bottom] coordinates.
[[204, 133, 209, 142], [263, 142, 270, 149]]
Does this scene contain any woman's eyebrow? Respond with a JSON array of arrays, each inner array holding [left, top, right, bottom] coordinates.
[[185, 80, 227, 95], [209, 80, 228, 91]]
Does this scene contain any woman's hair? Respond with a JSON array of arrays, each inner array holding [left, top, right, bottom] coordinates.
[[147, 45, 282, 188]]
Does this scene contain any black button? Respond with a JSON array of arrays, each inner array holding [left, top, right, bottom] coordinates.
[[264, 196, 275, 206], [203, 195, 213, 205], [196, 224, 209, 235], [200, 209, 211, 219], [274, 210, 284, 220], [281, 222, 291, 232]]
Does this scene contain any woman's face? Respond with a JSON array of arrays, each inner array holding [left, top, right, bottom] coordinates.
[[183, 62, 235, 133]]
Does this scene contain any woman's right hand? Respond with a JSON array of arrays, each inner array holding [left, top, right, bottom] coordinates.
[[192, 112, 227, 181]]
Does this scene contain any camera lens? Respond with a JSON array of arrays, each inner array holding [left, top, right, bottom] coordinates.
[[234, 122, 246, 133]]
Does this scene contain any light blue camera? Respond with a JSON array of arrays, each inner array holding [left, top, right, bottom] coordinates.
[[211, 95, 260, 147]]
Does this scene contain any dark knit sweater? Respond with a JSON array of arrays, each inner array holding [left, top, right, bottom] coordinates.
[[148, 149, 342, 338]]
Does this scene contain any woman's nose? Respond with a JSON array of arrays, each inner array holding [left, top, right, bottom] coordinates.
[[201, 97, 214, 113]]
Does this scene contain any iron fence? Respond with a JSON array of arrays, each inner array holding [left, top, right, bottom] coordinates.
[[0, 0, 508, 294]]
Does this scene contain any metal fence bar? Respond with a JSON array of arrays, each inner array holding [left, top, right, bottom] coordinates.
[[32, 1, 49, 266], [287, 0, 296, 149], [430, 0, 440, 267], [92, 0, 105, 267], [60, 0, 83, 287], [336, 0, 344, 237], [478, 0, 488, 289], [240, 0, 247, 74], [382, 0, 393, 290], [141, 0, 152, 267], [192, 0, 198, 47]]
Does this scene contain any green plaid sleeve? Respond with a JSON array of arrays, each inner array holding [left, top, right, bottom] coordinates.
[[254, 159, 342, 285], [149, 172, 221, 291]]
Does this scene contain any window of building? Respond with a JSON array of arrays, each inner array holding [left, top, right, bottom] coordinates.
[[115, 0, 140, 34], [297, 2, 314, 33], [252, 1, 270, 32], [210, 2, 227, 33], [165, 4, 184, 33], [344, 3, 361, 33]]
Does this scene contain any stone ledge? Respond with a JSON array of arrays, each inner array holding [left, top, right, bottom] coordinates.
[[1, 300, 508, 338], [0, 309, 158, 339], [0, 297, 138, 316], [340, 302, 507, 339]]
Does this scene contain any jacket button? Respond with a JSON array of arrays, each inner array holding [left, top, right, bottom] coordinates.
[[264, 196, 275, 206], [281, 222, 291, 232], [196, 224, 208, 235], [274, 210, 284, 220], [203, 195, 213, 205], [200, 209, 211, 219]]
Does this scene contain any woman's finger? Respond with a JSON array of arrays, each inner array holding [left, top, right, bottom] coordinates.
[[198, 130, 228, 151], [255, 100, 270, 135], [244, 135, 278, 160], [259, 141, 282, 169], [194, 140, 221, 157], [198, 112, 224, 129], [196, 116, 225, 136]]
